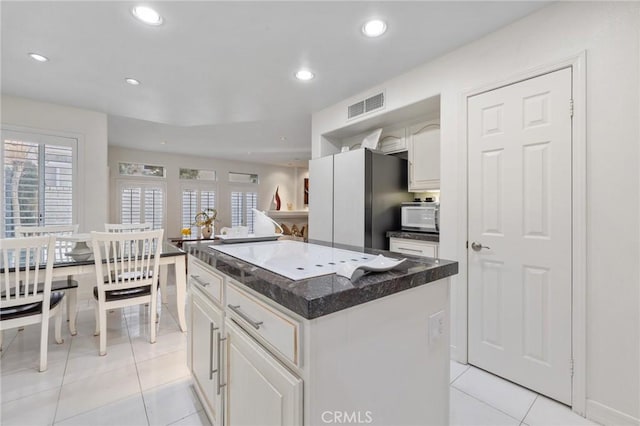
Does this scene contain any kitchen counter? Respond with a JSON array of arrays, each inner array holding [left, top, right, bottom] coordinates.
[[386, 230, 440, 242], [187, 239, 457, 320]]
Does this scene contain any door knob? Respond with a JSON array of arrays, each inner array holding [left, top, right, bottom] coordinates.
[[471, 242, 490, 251]]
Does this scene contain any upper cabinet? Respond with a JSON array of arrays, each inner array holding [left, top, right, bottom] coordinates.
[[408, 121, 440, 191], [378, 126, 407, 154]]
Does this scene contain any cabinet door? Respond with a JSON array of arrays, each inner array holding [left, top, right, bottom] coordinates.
[[378, 126, 407, 153], [408, 122, 440, 191], [225, 319, 302, 426], [190, 289, 223, 424]]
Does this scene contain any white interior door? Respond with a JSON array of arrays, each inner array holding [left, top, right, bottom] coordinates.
[[467, 67, 572, 404]]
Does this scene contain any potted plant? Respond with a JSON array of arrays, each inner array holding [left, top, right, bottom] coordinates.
[[193, 208, 217, 238]]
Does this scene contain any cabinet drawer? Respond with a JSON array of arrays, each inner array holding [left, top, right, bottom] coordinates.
[[226, 282, 300, 366], [188, 258, 224, 306], [389, 237, 438, 258]]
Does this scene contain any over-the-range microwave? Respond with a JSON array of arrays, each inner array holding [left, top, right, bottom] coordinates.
[[401, 202, 439, 233]]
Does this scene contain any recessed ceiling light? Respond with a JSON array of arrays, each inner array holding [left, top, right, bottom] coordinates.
[[125, 78, 141, 85], [160, 141, 167, 145], [28, 53, 49, 62], [131, 6, 163, 26], [295, 70, 315, 81], [280, 136, 287, 141], [362, 19, 387, 37]]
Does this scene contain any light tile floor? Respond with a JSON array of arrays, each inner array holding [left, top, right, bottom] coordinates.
[[1, 285, 600, 426]]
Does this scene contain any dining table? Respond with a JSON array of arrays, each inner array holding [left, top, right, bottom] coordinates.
[[1, 239, 188, 334]]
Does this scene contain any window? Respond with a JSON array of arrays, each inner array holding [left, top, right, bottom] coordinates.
[[182, 188, 216, 236], [119, 182, 165, 230], [2, 130, 76, 237], [231, 191, 258, 233], [228, 172, 259, 184]]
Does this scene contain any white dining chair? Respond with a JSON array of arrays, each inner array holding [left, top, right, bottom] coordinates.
[[104, 223, 152, 233], [0, 235, 65, 371], [15, 224, 80, 335], [90, 229, 164, 356]]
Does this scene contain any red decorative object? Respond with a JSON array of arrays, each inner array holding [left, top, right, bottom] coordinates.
[[275, 186, 281, 210]]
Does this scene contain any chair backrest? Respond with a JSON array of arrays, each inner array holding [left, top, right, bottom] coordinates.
[[0, 235, 55, 309], [15, 225, 79, 263], [91, 229, 164, 294], [104, 223, 153, 233]]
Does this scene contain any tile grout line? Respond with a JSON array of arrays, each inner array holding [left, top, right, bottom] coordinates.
[[449, 364, 471, 386], [451, 386, 527, 424], [127, 303, 154, 426], [520, 394, 539, 424], [51, 315, 74, 425]]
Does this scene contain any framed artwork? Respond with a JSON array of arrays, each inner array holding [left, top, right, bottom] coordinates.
[[304, 178, 309, 205]]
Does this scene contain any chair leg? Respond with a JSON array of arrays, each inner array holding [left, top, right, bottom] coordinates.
[[39, 318, 49, 372], [67, 287, 78, 336], [55, 309, 64, 345], [150, 296, 157, 344], [99, 306, 107, 356], [160, 265, 168, 304], [94, 303, 100, 336]]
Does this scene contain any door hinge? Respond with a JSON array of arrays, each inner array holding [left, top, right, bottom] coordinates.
[[569, 98, 574, 117], [466, 240, 469, 249], [570, 358, 575, 377]]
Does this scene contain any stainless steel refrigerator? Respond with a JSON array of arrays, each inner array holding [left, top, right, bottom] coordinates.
[[308, 148, 412, 249]]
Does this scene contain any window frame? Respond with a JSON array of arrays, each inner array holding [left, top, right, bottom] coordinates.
[[1, 128, 79, 237], [229, 183, 259, 233], [180, 180, 218, 237], [116, 179, 167, 230]]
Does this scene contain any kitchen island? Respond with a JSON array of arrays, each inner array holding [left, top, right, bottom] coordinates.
[[186, 240, 458, 426]]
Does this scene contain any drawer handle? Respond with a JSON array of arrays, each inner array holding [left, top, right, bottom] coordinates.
[[209, 324, 219, 380], [228, 304, 264, 329], [216, 332, 227, 395], [190, 275, 210, 287], [397, 246, 422, 253]]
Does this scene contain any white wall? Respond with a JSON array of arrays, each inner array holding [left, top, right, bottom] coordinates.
[[108, 146, 308, 236], [312, 2, 639, 423], [1, 95, 109, 232]]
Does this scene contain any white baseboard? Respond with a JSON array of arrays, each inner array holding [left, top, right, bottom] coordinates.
[[587, 399, 640, 426]]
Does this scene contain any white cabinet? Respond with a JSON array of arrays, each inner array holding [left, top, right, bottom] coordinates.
[[225, 319, 303, 426], [378, 126, 407, 153], [189, 287, 224, 424], [390, 237, 439, 258], [408, 121, 440, 191]]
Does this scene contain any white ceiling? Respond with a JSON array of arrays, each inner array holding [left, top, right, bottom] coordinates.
[[1, 1, 548, 167]]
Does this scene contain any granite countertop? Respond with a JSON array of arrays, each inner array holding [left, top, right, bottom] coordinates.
[[188, 240, 457, 320], [386, 230, 440, 242]]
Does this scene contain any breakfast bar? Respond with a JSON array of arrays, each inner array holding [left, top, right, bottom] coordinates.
[[186, 239, 458, 426]]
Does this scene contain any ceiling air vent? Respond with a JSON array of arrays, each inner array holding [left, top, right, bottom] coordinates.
[[347, 91, 385, 120], [348, 100, 365, 119]]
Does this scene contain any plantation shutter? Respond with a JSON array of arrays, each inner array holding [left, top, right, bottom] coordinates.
[[245, 192, 258, 233], [121, 187, 142, 225], [231, 190, 258, 233], [144, 188, 163, 229], [181, 188, 216, 235], [231, 192, 243, 228], [182, 189, 197, 231]]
